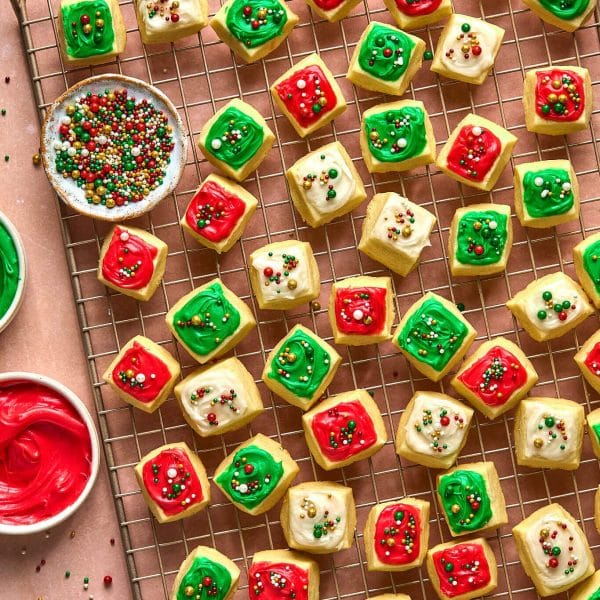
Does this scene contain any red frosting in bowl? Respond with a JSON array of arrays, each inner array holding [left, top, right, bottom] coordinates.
[[0, 380, 93, 526]]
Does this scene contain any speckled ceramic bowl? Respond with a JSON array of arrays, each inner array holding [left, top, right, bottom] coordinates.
[[0, 211, 26, 334], [41, 74, 188, 222], [0, 372, 100, 535]]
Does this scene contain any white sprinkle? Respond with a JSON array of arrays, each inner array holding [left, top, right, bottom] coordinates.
[[472, 126, 482, 136], [238, 483, 249, 493], [562, 182, 571, 191], [81, 149, 89, 157], [67, 147, 76, 157], [53, 141, 63, 150], [131, 146, 141, 157], [352, 309, 364, 321], [135, 373, 146, 383], [166, 467, 178, 479], [398, 138, 407, 148], [119, 231, 130, 242], [211, 138, 222, 150], [488, 220, 497, 230], [296, 79, 307, 89], [534, 176, 544, 187], [97, 134, 108, 145]]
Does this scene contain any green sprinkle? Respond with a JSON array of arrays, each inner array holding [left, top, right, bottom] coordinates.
[[424, 50, 434, 60], [65, 571, 70, 578]]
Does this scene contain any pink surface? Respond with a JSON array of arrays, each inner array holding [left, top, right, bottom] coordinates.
[[0, 9, 131, 600]]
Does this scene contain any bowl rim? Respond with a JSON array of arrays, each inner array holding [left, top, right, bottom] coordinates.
[[40, 73, 188, 223], [0, 211, 27, 334], [0, 371, 101, 535]]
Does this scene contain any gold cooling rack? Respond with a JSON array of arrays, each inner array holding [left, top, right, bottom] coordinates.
[[10, 0, 600, 597]]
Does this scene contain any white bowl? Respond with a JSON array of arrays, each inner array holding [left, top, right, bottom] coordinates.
[[0, 211, 26, 334], [41, 74, 188, 222], [0, 372, 100, 535]]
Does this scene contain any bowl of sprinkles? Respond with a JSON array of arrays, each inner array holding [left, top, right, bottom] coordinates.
[[41, 74, 187, 222], [0, 372, 100, 535], [0, 211, 26, 334]]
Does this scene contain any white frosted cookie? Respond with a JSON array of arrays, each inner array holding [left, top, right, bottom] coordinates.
[[170, 545, 239, 600], [522, 0, 598, 32], [197, 98, 275, 182], [396, 391, 474, 469], [360, 100, 436, 174], [574, 330, 600, 395], [213, 433, 299, 516], [384, 0, 452, 30], [248, 549, 320, 600], [102, 335, 180, 413], [286, 141, 366, 228], [514, 397, 585, 470], [364, 497, 430, 572], [392, 292, 477, 382], [97, 225, 168, 302], [280, 481, 356, 554], [447, 203, 513, 277], [328, 275, 396, 346], [436, 114, 517, 191], [513, 159, 580, 228], [513, 503, 595, 597], [135, 0, 208, 45], [347, 21, 426, 96], [270, 53, 347, 138], [426, 538, 498, 600], [174, 356, 263, 437], [58, 0, 126, 67], [249, 240, 320, 310], [210, 0, 298, 63], [358, 192, 437, 277], [436, 461, 508, 538], [573, 231, 600, 309], [431, 14, 505, 85], [135, 442, 211, 524], [451, 337, 538, 420], [302, 389, 387, 470], [523, 66, 593, 135], [506, 272, 594, 342]]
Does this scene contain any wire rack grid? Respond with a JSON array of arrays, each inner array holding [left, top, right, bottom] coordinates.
[[10, 0, 600, 597]]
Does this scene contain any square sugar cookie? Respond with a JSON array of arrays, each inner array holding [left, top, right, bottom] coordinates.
[[261, 324, 342, 410], [585, 407, 600, 460], [436, 461, 508, 538], [328, 275, 396, 345], [384, 0, 453, 30], [198, 98, 275, 181], [302, 389, 387, 470], [431, 14, 504, 85], [506, 272, 594, 342], [597, 486, 600, 535], [102, 335, 180, 413], [304, 0, 362, 22], [286, 141, 367, 228], [574, 330, 600, 394], [574, 232, 600, 308], [280, 481, 356, 554], [513, 503, 595, 597], [270, 53, 347, 137], [98, 225, 168, 302], [513, 159, 580, 228], [170, 545, 239, 600], [426, 538, 498, 600], [448, 203, 513, 277], [396, 391, 474, 469], [364, 497, 430, 572], [571, 569, 600, 600], [135, 442, 210, 523], [347, 21, 426, 96], [213, 433, 299, 515], [249, 240, 320, 310], [135, 0, 208, 45], [248, 549, 320, 600], [174, 356, 264, 436], [522, 0, 598, 32], [514, 396, 585, 470], [360, 100, 436, 173], [451, 337, 538, 419], [210, 0, 298, 63], [436, 114, 517, 191], [58, 0, 126, 67], [393, 292, 476, 382], [166, 277, 256, 364], [523, 66, 593, 135], [181, 174, 258, 253], [358, 192, 437, 277], [369, 596, 411, 600]]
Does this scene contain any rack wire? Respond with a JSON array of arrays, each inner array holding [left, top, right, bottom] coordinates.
[[10, 0, 600, 597]]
